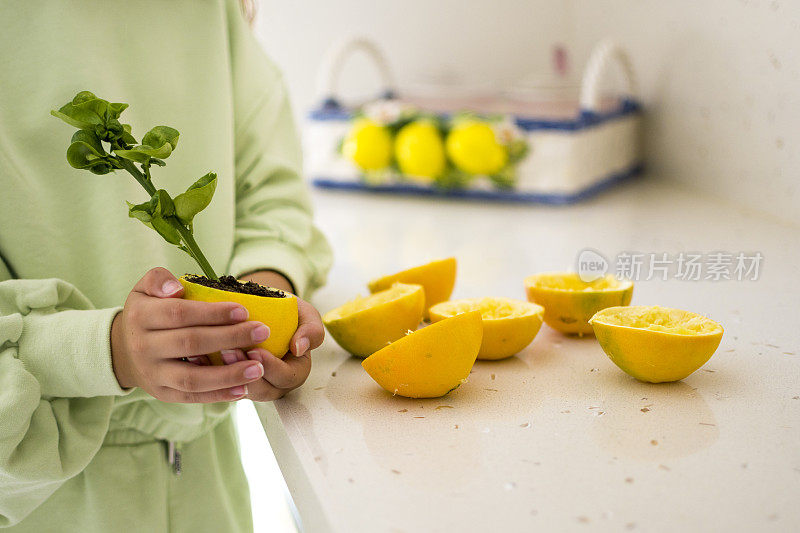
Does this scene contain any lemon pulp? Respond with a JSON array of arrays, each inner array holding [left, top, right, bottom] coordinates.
[[524, 272, 633, 335], [429, 297, 544, 360], [368, 257, 456, 320], [323, 283, 425, 358], [527, 272, 625, 291], [591, 305, 723, 335]]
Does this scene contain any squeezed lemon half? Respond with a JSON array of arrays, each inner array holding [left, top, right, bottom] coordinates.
[[322, 283, 425, 358], [361, 310, 483, 398], [590, 305, 724, 383], [429, 297, 544, 360], [368, 257, 456, 320], [179, 276, 298, 364], [524, 272, 633, 335]]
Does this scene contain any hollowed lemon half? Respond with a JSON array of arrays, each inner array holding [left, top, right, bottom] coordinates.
[[429, 297, 544, 360], [361, 310, 483, 398], [590, 305, 724, 383], [368, 257, 456, 319], [524, 272, 633, 335], [179, 276, 298, 364], [322, 283, 425, 358]]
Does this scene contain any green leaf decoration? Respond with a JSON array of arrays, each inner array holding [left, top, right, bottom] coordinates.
[[435, 168, 472, 190], [173, 172, 217, 225], [507, 139, 529, 164], [489, 166, 517, 189]]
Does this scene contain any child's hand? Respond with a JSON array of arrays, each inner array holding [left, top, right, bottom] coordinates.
[[211, 297, 325, 401], [110, 267, 268, 403]]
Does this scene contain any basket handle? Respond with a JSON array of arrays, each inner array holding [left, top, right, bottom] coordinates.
[[316, 37, 397, 109], [579, 39, 637, 113]]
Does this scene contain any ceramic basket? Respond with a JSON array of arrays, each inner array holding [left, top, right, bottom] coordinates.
[[304, 38, 642, 204]]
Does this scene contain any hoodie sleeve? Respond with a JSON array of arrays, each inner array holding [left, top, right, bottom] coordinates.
[[223, 0, 333, 298], [0, 276, 127, 527]]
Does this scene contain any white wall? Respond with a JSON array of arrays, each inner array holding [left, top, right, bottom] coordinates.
[[254, 1, 800, 225], [254, 1, 569, 116], [568, 0, 800, 225]]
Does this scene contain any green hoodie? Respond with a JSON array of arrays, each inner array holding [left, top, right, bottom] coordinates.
[[0, 1, 332, 530]]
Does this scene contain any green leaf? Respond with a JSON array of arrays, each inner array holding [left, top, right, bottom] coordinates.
[[120, 124, 137, 145], [108, 102, 129, 120], [71, 129, 105, 156], [151, 213, 182, 245], [51, 91, 131, 143], [113, 128, 176, 162], [97, 119, 125, 143], [72, 91, 97, 105], [153, 189, 176, 218], [66, 130, 114, 174], [127, 194, 181, 245], [173, 172, 217, 225], [113, 147, 152, 164], [51, 109, 93, 130], [58, 97, 109, 129], [142, 126, 179, 158], [127, 200, 153, 224]]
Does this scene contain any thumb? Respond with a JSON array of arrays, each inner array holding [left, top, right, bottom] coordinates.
[[289, 298, 324, 357], [133, 267, 185, 298]]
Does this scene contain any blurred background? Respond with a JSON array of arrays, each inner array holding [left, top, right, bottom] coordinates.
[[241, 2, 799, 531], [254, 0, 799, 224]]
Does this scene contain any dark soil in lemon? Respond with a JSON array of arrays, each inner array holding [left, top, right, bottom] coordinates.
[[185, 275, 286, 297]]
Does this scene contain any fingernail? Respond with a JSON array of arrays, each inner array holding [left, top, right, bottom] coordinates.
[[247, 349, 262, 361], [187, 356, 201, 364], [221, 350, 238, 365], [295, 337, 310, 356], [251, 324, 270, 342], [244, 363, 263, 380], [230, 385, 247, 397], [162, 280, 182, 296], [230, 307, 248, 321]]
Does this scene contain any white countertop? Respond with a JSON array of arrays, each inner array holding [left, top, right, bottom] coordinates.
[[257, 178, 800, 533]]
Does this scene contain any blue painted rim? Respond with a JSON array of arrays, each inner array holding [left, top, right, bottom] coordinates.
[[309, 98, 641, 132], [312, 163, 643, 205]]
